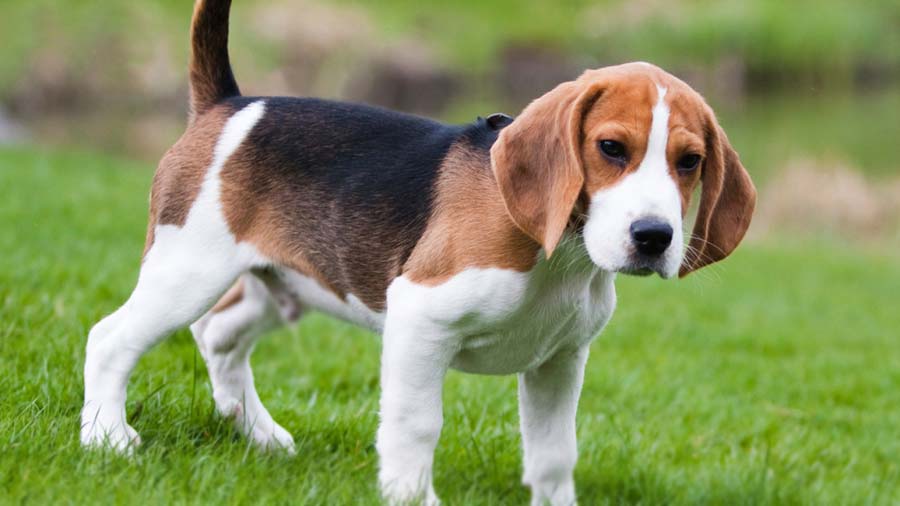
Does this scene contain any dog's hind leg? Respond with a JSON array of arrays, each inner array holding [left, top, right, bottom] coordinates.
[[81, 100, 268, 452], [191, 273, 299, 452], [81, 227, 252, 451]]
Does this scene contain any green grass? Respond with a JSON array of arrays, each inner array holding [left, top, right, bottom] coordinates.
[[1, 146, 899, 505]]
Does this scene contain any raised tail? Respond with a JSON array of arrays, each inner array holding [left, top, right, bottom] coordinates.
[[189, 0, 240, 121]]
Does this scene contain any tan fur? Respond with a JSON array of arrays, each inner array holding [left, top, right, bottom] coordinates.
[[578, 73, 656, 196], [216, 149, 351, 304], [664, 92, 706, 213], [679, 112, 757, 276], [490, 81, 589, 257], [404, 143, 540, 285], [144, 106, 232, 256]]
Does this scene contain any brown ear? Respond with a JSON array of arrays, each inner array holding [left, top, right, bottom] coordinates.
[[680, 116, 757, 276], [490, 80, 600, 256]]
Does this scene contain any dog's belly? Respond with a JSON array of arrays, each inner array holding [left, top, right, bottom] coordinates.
[[274, 268, 386, 332]]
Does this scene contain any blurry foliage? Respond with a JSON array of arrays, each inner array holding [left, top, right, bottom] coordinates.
[[1, 0, 898, 93], [330, 0, 900, 77], [717, 90, 900, 180]]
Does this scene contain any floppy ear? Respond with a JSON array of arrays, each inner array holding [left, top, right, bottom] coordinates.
[[680, 115, 757, 276], [490, 80, 600, 256]]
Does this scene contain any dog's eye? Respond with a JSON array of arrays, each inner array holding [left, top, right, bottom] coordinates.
[[598, 140, 627, 163], [677, 154, 701, 173]]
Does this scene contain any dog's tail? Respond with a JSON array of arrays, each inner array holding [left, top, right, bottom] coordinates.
[[188, 0, 240, 121]]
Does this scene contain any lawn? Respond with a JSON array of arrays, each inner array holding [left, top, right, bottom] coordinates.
[[1, 147, 898, 505]]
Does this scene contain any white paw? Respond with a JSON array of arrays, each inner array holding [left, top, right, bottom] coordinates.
[[529, 478, 576, 506], [216, 395, 295, 454], [380, 473, 440, 506], [248, 419, 296, 454], [80, 403, 141, 453]]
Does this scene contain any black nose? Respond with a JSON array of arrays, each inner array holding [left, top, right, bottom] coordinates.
[[630, 219, 673, 256]]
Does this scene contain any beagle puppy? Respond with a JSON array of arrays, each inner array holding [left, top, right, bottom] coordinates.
[[81, 1, 756, 505]]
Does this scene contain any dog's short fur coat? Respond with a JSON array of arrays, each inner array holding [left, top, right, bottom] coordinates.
[[80, 1, 756, 504]]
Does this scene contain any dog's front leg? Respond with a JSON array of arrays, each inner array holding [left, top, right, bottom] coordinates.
[[518, 345, 589, 506], [376, 313, 454, 506]]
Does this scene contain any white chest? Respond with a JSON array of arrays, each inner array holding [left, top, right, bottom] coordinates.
[[385, 239, 618, 375], [450, 272, 615, 374]]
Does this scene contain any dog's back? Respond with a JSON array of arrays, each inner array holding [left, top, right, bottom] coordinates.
[[148, 1, 506, 310]]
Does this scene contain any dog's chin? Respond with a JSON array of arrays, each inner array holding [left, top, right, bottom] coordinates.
[[589, 260, 672, 279], [619, 266, 656, 277], [585, 245, 678, 279], [617, 257, 678, 279]]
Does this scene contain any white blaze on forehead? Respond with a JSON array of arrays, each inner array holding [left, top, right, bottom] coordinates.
[[626, 84, 676, 211], [643, 86, 669, 173]]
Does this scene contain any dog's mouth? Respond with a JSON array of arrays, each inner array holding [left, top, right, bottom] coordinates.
[[583, 239, 678, 279], [620, 266, 655, 277], [618, 255, 671, 278]]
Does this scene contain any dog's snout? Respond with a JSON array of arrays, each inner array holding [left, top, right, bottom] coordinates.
[[630, 219, 673, 256]]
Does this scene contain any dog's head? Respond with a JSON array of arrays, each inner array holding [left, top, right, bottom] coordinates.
[[491, 62, 756, 278]]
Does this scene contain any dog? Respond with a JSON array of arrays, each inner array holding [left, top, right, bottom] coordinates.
[[80, 1, 756, 504]]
